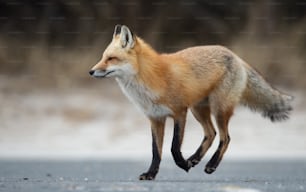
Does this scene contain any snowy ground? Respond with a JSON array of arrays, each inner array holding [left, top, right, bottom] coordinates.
[[0, 79, 305, 160]]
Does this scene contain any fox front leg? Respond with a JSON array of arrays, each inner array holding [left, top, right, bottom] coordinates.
[[171, 111, 191, 172], [139, 118, 166, 180]]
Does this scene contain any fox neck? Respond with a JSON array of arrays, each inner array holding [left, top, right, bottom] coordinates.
[[116, 76, 172, 118], [115, 38, 172, 118], [117, 38, 167, 93], [135, 38, 168, 91]]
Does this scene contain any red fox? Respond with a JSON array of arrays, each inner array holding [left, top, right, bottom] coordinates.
[[89, 25, 293, 180]]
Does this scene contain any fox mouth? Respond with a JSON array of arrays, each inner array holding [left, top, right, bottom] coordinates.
[[89, 70, 115, 78], [101, 70, 115, 77]]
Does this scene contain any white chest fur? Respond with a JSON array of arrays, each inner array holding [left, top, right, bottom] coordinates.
[[116, 77, 173, 118]]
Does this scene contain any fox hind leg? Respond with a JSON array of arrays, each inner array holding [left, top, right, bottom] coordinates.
[[205, 109, 232, 174], [187, 102, 216, 168]]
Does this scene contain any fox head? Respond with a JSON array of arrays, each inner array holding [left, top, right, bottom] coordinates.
[[89, 25, 138, 78]]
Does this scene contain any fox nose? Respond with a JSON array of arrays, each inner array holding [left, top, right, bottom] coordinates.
[[89, 70, 95, 76]]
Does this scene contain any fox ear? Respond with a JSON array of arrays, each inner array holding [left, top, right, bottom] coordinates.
[[119, 25, 135, 49], [113, 24, 122, 37]]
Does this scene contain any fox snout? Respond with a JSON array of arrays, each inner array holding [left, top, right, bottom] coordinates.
[[89, 70, 95, 76]]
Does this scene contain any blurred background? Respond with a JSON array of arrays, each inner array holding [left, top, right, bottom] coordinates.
[[0, 0, 305, 159]]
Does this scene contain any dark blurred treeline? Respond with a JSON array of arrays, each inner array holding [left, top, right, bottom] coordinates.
[[0, 0, 305, 88]]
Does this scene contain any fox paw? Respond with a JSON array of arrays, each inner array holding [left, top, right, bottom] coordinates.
[[175, 160, 191, 172], [139, 172, 156, 180], [187, 158, 200, 168], [204, 166, 216, 174]]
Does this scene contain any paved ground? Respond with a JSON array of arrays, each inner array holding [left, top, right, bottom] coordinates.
[[0, 158, 305, 192]]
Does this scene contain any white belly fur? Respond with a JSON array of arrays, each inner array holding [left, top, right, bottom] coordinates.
[[116, 77, 173, 118]]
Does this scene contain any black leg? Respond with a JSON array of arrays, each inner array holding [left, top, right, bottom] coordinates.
[[139, 133, 161, 180], [187, 137, 207, 167], [205, 110, 232, 174], [171, 121, 190, 172], [187, 105, 216, 169], [139, 119, 165, 180], [205, 141, 224, 174]]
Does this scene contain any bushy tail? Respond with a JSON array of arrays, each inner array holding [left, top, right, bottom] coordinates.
[[242, 67, 293, 122]]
